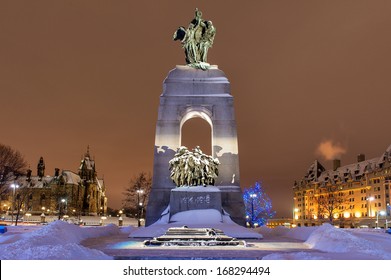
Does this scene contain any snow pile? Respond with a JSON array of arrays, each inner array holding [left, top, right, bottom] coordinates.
[[305, 223, 391, 258], [263, 224, 391, 260], [254, 225, 291, 237], [0, 221, 122, 260], [285, 225, 317, 241]]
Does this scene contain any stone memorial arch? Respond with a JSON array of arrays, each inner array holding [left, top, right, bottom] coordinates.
[[146, 65, 245, 226]]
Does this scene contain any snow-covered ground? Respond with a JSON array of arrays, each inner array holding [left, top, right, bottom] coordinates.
[[0, 219, 391, 260]]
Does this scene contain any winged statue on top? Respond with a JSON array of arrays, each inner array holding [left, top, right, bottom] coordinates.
[[173, 9, 216, 70]]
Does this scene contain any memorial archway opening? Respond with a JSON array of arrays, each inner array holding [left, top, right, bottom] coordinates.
[[180, 116, 212, 155]]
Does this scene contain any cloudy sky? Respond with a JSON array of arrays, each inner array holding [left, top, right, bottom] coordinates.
[[1, 1, 390, 218]]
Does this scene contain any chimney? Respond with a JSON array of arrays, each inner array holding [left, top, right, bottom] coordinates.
[[333, 159, 341, 171], [357, 154, 366, 162]]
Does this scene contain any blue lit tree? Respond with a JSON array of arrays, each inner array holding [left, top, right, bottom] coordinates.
[[243, 182, 275, 227]]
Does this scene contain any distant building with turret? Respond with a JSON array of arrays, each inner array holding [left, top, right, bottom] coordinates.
[[1, 147, 107, 217], [293, 144, 391, 228]]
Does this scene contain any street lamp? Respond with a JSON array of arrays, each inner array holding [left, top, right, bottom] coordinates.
[[376, 210, 386, 229], [10, 183, 19, 225], [136, 189, 144, 227], [250, 193, 257, 228], [367, 196, 374, 218], [58, 198, 66, 220], [292, 208, 299, 225]]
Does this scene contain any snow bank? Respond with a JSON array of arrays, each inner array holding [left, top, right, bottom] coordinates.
[[0, 221, 121, 260], [305, 223, 391, 258], [285, 226, 317, 241]]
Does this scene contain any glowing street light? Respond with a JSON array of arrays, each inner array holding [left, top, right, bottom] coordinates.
[[367, 196, 374, 218], [136, 189, 144, 227], [58, 198, 67, 220], [292, 208, 299, 221], [376, 210, 386, 229], [10, 183, 19, 225]]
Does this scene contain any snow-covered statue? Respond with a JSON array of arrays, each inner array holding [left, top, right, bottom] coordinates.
[[169, 146, 219, 187], [173, 8, 216, 70]]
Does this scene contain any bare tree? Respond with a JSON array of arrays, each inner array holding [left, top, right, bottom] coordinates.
[[0, 143, 27, 196], [13, 180, 32, 226], [122, 172, 152, 223], [315, 184, 349, 222]]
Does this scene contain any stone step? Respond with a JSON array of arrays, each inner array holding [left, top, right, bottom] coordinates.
[[143, 227, 246, 247]]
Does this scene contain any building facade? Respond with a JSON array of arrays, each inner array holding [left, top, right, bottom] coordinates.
[[1, 148, 107, 217], [293, 144, 391, 228]]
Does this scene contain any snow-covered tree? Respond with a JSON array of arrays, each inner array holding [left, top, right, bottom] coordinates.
[[243, 182, 275, 227]]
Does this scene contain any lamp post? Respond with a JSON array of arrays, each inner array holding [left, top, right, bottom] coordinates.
[[118, 210, 123, 226], [136, 189, 144, 227], [367, 196, 374, 219], [10, 183, 19, 225], [376, 210, 386, 229], [292, 208, 299, 227], [58, 198, 66, 220], [250, 193, 257, 228]]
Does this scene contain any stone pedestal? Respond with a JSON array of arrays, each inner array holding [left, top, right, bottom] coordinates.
[[146, 65, 245, 226], [169, 186, 222, 218]]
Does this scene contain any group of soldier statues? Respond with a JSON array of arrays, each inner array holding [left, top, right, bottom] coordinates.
[[169, 146, 219, 187]]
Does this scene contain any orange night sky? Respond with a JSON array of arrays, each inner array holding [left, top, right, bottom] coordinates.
[[1, 1, 391, 217]]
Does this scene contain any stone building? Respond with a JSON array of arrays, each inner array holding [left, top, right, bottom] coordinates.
[[1, 148, 107, 217], [293, 144, 391, 228]]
